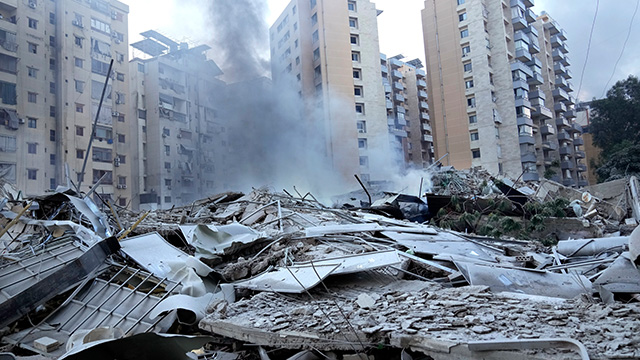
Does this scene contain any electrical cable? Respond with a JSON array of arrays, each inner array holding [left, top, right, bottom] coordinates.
[[576, 0, 600, 101], [601, 0, 640, 97]]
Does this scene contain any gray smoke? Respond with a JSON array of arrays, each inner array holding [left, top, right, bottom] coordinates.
[[206, 0, 271, 83]]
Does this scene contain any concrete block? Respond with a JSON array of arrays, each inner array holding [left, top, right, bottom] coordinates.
[[33, 337, 60, 353]]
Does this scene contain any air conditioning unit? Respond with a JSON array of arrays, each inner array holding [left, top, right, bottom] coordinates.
[[122, 185, 127, 189], [114, 39, 121, 44], [177, 134, 182, 138], [72, 20, 83, 28], [111, 31, 118, 38], [28, 2, 36, 9], [116, 184, 122, 189], [111, 11, 118, 19], [18, 118, 25, 124], [112, 111, 119, 117], [167, 186, 172, 190], [357, 129, 365, 133]]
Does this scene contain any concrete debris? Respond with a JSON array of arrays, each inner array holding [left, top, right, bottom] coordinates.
[[0, 179, 639, 359]]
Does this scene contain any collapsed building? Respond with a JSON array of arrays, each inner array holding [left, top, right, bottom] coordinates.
[[0, 169, 639, 360]]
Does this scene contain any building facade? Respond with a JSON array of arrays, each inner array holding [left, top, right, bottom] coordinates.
[[421, 0, 587, 185], [270, 0, 395, 183], [130, 31, 227, 210], [0, 0, 133, 202]]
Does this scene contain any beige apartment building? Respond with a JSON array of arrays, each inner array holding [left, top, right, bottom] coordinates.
[[422, 0, 587, 185], [130, 31, 227, 210], [270, 0, 394, 183], [380, 55, 433, 168], [0, 0, 133, 202]]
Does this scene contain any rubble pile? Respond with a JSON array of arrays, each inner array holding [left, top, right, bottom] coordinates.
[[0, 174, 639, 360]]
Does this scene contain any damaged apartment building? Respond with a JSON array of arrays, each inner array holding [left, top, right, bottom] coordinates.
[[0, 0, 133, 204], [129, 31, 228, 210], [422, 0, 588, 186]]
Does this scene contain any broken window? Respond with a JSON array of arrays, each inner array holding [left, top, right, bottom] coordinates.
[[92, 169, 113, 184], [92, 147, 112, 162]]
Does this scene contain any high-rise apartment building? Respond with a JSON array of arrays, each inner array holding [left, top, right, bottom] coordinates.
[[270, 0, 393, 183], [0, 0, 132, 202], [130, 31, 227, 210], [421, 0, 587, 185], [380, 55, 433, 168]]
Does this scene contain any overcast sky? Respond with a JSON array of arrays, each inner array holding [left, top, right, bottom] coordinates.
[[127, 0, 639, 102]]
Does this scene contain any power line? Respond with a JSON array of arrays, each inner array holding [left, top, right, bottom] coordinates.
[[576, 0, 600, 101], [601, 0, 640, 97]]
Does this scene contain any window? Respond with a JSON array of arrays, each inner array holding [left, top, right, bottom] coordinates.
[[310, 0, 316, 8], [164, 196, 171, 203], [28, 67, 38, 78], [119, 198, 127, 207], [495, 126, 500, 138], [358, 138, 367, 149], [352, 51, 360, 62], [116, 72, 125, 81], [353, 69, 361, 79], [50, 178, 56, 190], [349, 18, 358, 28], [27, 169, 37, 180], [118, 134, 125, 143], [314, 65, 321, 79], [75, 103, 84, 113], [354, 86, 363, 96], [295, 56, 300, 65], [294, 23, 298, 31], [117, 154, 126, 164], [49, 36, 55, 47], [50, 154, 56, 165], [138, 63, 145, 73], [462, 45, 471, 56], [27, 118, 37, 128], [49, 58, 55, 70], [50, 106, 56, 117], [457, 0, 465, 4], [459, 12, 467, 21], [91, 59, 110, 76], [92, 169, 113, 184], [74, 36, 83, 47], [76, 126, 84, 136], [311, 13, 317, 26], [75, 80, 84, 93], [467, 97, 476, 108], [357, 120, 366, 133], [463, 62, 472, 72], [165, 178, 172, 186], [465, 79, 474, 89], [28, 18, 38, 29], [294, 39, 298, 47], [164, 162, 171, 169], [76, 149, 84, 159], [460, 29, 469, 38], [355, 103, 364, 114], [116, 52, 125, 63], [164, 145, 170, 155], [49, 12, 55, 24], [49, 129, 55, 141], [469, 114, 477, 124], [75, 57, 83, 68], [312, 30, 319, 43], [50, 82, 55, 94], [472, 149, 481, 159], [359, 156, 369, 166], [28, 42, 37, 54], [313, 48, 320, 61], [28, 143, 37, 154], [293, 5, 297, 14], [92, 147, 112, 162], [470, 131, 479, 141], [163, 128, 170, 137], [350, 35, 359, 45], [116, 92, 125, 104], [28, 92, 37, 103], [117, 114, 125, 122], [90, 17, 111, 34], [348, 1, 356, 11], [118, 176, 126, 186]]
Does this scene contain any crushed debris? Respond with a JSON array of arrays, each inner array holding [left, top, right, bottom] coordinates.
[[1, 171, 640, 360]]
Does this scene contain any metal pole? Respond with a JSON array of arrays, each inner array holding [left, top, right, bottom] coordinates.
[[77, 59, 114, 191]]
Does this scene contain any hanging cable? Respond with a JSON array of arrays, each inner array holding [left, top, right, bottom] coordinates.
[[576, 0, 600, 101], [601, 0, 640, 97]]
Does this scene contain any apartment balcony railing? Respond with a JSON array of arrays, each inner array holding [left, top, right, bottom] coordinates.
[[575, 150, 586, 159], [532, 105, 553, 119], [423, 134, 433, 142], [540, 123, 555, 135], [573, 137, 584, 146], [559, 146, 573, 156], [553, 87, 570, 101], [418, 90, 428, 99], [417, 79, 427, 88], [561, 160, 574, 170]]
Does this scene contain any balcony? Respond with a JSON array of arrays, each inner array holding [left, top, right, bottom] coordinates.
[[550, 35, 563, 48], [561, 81, 573, 92], [523, 172, 540, 182], [554, 63, 567, 75], [419, 101, 429, 110], [575, 150, 586, 159], [519, 135, 535, 144], [417, 79, 427, 88], [396, 106, 406, 114], [515, 48, 532, 62], [564, 95, 575, 106], [529, 89, 546, 101], [386, 99, 393, 109], [577, 164, 587, 172], [552, 48, 565, 62], [558, 42, 568, 54], [418, 90, 428, 99], [573, 137, 584, 146], [416, 68, 426, 78], [559, 146, 573, 156], [558, 29, 567, 41], [561, 160, 574, 170], [562, 57, 571, 68], [578, 179, 589, 187], [532, 105, 553, 119], [555, 76, 567, 88], [423, 134, 433, 142], [540, 123, 555, 135], [517, 116, 533, 127], [557, 130, 572, 142], [563, 178, 575, 187], [565, 109, 576, 118], [394, 82, 404, 91], [512, 15, 527, 30], [556, 118, 570, 128], [394, 93, 405, 103], [525, 8, 536, 23], [544, 20, 560, 35], [397, 113, 407, 125], [570, 122, 583, 133], [420, 112, 430, 120], [542, 141, 558, 151], [553, 88, 570, 101], [515, 97, 531, 108], [391, 69, 402, 79], [521, 152, 537, 163], [422, 123, 432, 132], [381, 64, 388, 74], [387, 116, 395, 125], [390, 58, 402, 68], [511, 60, 533, 77], [528, 72, 543, 85], [554, 102, 567, 113], [384, 83, 392, 94], [512, 78, 529, 91]]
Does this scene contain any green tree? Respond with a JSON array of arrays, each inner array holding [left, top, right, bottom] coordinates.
[[589, 75, 640, 181]]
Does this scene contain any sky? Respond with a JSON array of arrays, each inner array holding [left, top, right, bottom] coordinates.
[[126, 0, 640, 102]]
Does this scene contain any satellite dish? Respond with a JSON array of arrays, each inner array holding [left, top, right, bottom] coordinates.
[[581, 192, 592, 203]]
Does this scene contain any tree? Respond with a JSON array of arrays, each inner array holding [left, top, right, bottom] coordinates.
[[590, 75, 640, 181], [590, 75, 640, 155]]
